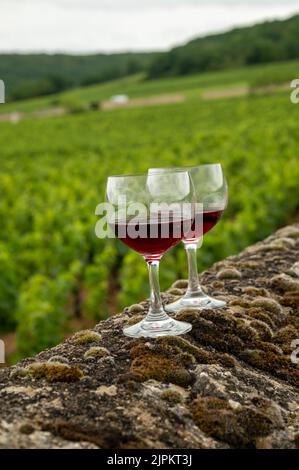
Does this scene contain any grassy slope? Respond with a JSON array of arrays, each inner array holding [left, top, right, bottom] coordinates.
[[1, 59, 298, 115]]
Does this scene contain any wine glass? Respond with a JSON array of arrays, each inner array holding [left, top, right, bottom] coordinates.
[[149, 164, 228, 312], [106, 171, 194, 337]]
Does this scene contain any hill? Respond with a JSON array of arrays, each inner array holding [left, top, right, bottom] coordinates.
[[148, 14, 299, 78], [0, 52, 156, 99]]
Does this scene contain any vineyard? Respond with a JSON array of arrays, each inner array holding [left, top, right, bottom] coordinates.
[[0, 86, 299, 360]]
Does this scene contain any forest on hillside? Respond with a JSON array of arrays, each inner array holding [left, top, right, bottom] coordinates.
[[148, 14, 299, 78]]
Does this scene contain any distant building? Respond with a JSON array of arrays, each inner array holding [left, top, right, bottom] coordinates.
[[110, 95, 129, 105]]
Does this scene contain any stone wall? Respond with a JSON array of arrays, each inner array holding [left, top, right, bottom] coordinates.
[[0, 224, 299, 449]]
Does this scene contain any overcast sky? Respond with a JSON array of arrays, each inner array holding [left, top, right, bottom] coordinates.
[[1, 0, 298, 54]]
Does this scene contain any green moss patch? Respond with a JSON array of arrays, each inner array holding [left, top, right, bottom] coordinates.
[[125, 315, 144, 326], [191, 397, 277, 448], [128, 304, 145, 314], [130, 338, 194, 387], [84, 346, 110, 359], [281, 291, 299, 309], [160, 389, 183, 405], [71, 330, 102, 345], [25, 362, 83, 382], [176, 307, 299, 387]]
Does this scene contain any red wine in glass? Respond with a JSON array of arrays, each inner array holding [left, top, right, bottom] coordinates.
[[147, 164, 228, 313], [183, 209, 224, 243], [106, 170, 194, 338], [110, 215, 192, 261]]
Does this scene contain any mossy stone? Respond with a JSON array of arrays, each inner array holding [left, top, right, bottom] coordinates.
[[250, 320, 273, 341], [84, 346, 110, 359], [281, 291, 299, 309], [273, 325, 298, 344], [130, 339, 194, 387], [251, 297, 282, 316], [128, 304, 145, 314], [271, 274, 299, 293], [48, 355, 69, 364], [72, 330, 102, 345], [26, 362, 83, 383], [160, 389, 183, 405], [172, 280, 188, 289], [191, 397, 276, 448], [217, 268, 242, 280], [168, 288, 184, 296], [247, 308, 275, 328], [125, 315, 144, 326], [19, 423, 35, 435]]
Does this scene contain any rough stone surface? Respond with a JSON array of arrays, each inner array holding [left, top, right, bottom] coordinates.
[[1, 224, 299, 449]]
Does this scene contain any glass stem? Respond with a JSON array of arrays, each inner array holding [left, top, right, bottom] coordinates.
[[185, 243, 202, 295], [146, 259, 169, 322]]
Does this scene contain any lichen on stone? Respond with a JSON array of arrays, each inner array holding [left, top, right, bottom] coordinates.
[[95, 385, 117, 396], [99, 356, 116, 367], [48, 355, 69, 364]]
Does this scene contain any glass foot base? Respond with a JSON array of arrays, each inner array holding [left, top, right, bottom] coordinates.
[[165, 293, 226, 313], [123, 317, 192, 338]]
